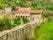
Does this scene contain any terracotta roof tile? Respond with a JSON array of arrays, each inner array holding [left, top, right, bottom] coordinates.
[[16, 7, 43, 14], [17, 10, 31, 14], [31, 10, 43, 14]]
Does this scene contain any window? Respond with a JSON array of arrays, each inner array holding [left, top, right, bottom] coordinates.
[[16, 15, 17, 18], [26, 16, 27, 19], [18, 16, 20, 18], [23, 16, 25, 19], [21, 16, 22, 18], [33, 17, 34, 21]]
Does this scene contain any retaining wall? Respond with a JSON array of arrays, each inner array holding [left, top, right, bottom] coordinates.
[[0, 20, 43, 40]]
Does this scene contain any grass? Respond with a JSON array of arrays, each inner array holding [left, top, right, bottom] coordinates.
[[32, 21, 53, 40]]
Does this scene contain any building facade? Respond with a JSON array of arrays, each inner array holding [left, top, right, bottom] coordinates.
[[0, 5, 43, 21], [15, 7, 43, 21]]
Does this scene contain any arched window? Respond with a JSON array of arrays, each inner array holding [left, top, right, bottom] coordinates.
[[21, 16, 22, 18], [26, 16, 27, 19], [33, 17, 34, 21], [16, 15, 17, 18], [23, 16, 25, 19], [18, 16, 20, 18]]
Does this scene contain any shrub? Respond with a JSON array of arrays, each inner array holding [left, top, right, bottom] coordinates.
[[0, 16, 15, 31], [19, 19, 24, 25], [23, 18, 29, 23], [14, 18, 21, 25], [0, 2, 4, 9], [0, 16, 29, 31]]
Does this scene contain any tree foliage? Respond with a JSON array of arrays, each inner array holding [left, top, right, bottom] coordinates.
[[0, 16, 29, 31], [0, 0, 53, 10]]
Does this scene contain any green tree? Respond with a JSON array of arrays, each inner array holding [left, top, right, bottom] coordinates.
[[0, 2, 4, 9]]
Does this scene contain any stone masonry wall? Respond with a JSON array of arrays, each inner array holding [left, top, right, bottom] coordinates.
[[0, 20, 43, 40]]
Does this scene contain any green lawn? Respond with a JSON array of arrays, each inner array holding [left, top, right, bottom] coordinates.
[[32, 21, 53, 40]]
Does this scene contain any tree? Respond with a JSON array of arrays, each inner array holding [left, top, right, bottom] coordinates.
[[0, 2, 4, 9], [25, 1, 31, 7]]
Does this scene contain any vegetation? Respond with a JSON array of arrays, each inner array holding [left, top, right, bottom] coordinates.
[[42, 10, 51, 18], [31, 21, 53, 40], [0, 16, 29, 31], [0, 0, 53, 39], [42, 10, 53, 21], [0, 0, 53, 10], [0, 2, 4, 9]]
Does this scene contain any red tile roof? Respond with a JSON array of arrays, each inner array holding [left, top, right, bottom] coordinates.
[[16, 10, 43, 14], [17, 10, 31, 14], [16, 7, 43, 14], [31, 10, 43, 14]]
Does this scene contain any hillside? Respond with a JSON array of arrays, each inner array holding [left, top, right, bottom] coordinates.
[[0, 0, 53, 10], [31, 21, 53, 40]]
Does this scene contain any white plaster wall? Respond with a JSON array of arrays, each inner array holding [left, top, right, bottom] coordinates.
[[15, 14, 30, 16], [30, 14, 42, 21]]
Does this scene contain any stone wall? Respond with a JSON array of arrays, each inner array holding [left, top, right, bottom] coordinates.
[[0, 20, 43, 40]]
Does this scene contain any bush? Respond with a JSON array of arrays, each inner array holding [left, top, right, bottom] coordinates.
[[0, 16, 29, 31], [23, 18, 29, 23], [0, 2, 4, 9], [42, 11, 48, 18], [0, 16, 15, 31], [14, 18, 21, 25]]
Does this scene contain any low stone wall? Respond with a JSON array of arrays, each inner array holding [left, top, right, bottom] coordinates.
[[0, 20, 42, 40]]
